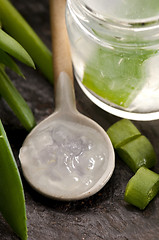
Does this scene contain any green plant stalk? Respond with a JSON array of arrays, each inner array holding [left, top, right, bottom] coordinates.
[[0, 120, 27, 240], [0, 0, 53, 83], [0, 66, 36, 131], [0, 49, 25, 77], [0, 29, 35, 68]]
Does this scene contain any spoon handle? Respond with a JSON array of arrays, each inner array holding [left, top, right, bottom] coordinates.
[[50, 0, 73, 82], [50, 0, 76, 113]]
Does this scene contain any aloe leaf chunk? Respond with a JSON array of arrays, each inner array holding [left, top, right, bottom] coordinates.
[[117, 135, 156, 172], [124, 167, 159, 210], [83, 47, 155, 107], [0, 120, 27, 239], [0, 66, 36, 131], [0, 29, 35, 68], [107, 119, 141, 148]]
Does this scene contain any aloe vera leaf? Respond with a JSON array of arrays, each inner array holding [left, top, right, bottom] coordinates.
[[0, 29, 35, 68], [0, 120, 27, 239], [0, 66, 36, 131], [107, 119, 141, 148], [117, 135, 157, 172], [0, 0, 53, 83], [0, 49, 24, 77], [83, 47, 156, 108], [124, 167, 159, 210]]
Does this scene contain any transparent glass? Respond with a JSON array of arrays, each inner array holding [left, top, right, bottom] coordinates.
[[66, 0, 159, 120]]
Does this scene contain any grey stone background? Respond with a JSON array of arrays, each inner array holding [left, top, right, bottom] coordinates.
[[0, 0, 159, 239]]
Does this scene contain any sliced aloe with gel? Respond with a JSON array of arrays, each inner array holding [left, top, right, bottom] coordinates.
[[0, 120, 27, 240], [83, 47, 156, 107]]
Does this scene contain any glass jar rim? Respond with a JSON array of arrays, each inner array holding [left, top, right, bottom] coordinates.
[[67, 0, 159, 48], [76, 0, 159, 30]]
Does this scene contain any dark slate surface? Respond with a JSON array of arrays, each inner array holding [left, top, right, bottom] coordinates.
[[0, 1, 159, 239]]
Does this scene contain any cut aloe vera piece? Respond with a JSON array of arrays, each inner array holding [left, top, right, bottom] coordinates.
[[124, 167, 159, 210], [107, 119, 141, 148], [83, 47, 155, 107], [117, 135, 156, 172], [0, 120, 27, 239]]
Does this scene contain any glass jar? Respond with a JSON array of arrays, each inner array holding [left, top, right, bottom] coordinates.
[[66, 0, 159, 120]]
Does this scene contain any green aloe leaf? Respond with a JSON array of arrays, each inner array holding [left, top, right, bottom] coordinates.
[[0, 0, 53, 83], [0, 49, 24, 77], [0, 120, 27, 240], [0, 29, 35, 68], [0, 66, 36, 131]]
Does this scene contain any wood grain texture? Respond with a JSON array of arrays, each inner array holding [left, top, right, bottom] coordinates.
[[50, 0, 73, 82], [0, 0, 159, 239]]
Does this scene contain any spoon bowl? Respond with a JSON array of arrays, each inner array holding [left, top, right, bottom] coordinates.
[[19, 72, 115, 200]]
